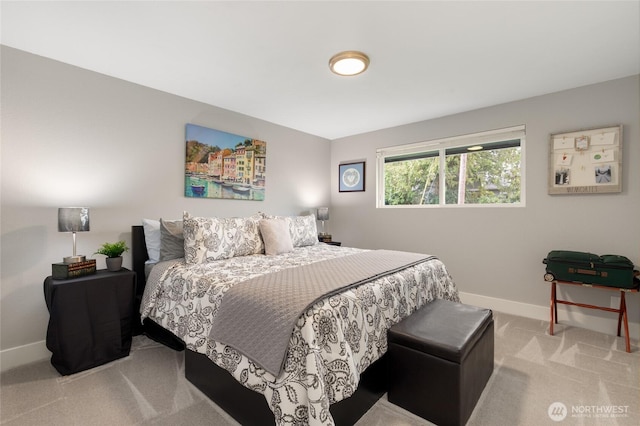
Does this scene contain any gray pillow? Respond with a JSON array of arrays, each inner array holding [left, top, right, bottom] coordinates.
[[259, 219, 294, 255], [159, 219, 184, 261]]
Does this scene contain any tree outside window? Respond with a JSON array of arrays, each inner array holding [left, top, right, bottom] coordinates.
[[378, 127, 524, 207]]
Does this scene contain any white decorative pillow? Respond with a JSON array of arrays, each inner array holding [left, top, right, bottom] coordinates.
[[262, 214, 318, 247], [183, 212, 264, 264], [142, 218, 160, 264], [259, 219, 294, 255]]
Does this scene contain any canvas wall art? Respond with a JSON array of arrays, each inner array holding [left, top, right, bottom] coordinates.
[[185, 124, 266, 200]]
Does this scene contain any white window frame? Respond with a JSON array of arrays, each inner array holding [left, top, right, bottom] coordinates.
[[376, 125, 526, 208]]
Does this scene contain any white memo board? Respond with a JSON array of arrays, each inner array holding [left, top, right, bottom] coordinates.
[[548, 125, 622, 195]]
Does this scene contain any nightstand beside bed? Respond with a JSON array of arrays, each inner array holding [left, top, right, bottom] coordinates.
[[43, 268, 136, 375]]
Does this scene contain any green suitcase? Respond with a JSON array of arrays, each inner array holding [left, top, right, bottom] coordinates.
[[543, 250, 637, 289]]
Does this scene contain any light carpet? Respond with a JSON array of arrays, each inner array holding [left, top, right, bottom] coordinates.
[[1, 311, 638, 425]]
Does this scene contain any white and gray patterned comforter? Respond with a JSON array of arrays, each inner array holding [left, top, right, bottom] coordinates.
[[140, 244, 459, 425]]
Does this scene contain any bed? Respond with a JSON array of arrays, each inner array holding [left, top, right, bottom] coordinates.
[[132, 212, 460, 425]]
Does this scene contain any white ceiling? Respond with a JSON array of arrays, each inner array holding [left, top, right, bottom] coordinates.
[[2, 1, 639, 140]]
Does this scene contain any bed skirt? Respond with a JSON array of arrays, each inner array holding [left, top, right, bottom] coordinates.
[[185, 349, 388, 425]]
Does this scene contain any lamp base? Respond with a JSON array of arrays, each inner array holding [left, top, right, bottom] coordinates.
[[63, 255, 86, 264]]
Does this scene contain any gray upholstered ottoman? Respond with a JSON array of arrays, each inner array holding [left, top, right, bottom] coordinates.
[[387, 299, 494, 426]]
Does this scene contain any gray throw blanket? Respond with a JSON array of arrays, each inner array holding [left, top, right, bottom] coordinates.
[[210, 249, 434, 376]]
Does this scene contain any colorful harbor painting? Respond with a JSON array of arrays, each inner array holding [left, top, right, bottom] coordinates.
[[185, 124, 266, 201]]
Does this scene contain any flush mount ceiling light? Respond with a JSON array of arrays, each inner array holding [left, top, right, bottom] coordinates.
[[329, 51, 370, 76], [467, 145, 484, 151]]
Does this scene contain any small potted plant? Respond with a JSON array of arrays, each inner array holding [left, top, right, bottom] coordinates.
[[94, 240, 129, 272]]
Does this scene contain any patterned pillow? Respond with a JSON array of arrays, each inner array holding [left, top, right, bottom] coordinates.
[[288, 215, 318, 247], [183, 212, 264, 264], [262, 213, 318, 247]]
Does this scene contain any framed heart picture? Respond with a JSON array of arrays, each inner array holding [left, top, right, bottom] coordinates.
[[339, 161, 365, 192]]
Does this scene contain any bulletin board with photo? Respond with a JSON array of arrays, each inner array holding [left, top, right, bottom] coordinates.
[[548, 125, 622, 195]]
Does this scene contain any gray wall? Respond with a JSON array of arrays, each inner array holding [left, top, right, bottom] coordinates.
[[0, 46, 331, 359], [330, 75, 640, 334]]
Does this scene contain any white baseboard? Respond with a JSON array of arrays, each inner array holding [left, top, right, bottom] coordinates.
[[460, 291, 639, 342], [1, 340, 49, 373], [1, 293, 637, 372]]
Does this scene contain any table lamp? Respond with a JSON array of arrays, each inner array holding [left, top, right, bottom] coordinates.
[[317, 207, 329, 237], [58, 207, 90, 264]]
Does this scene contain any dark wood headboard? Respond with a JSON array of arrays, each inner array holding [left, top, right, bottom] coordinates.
[[131, 225, 185, 349], [131, 225, 149, 295]]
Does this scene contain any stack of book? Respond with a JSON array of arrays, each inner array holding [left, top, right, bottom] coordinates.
[[52, 259, 96, 279]]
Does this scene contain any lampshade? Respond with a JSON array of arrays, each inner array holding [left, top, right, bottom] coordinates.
[[317, 207, 329, 237], [317, 207, 329, 221], [58, 207, 90, 263], [58, 207, 90, 232], [329, 51, 370, 76]]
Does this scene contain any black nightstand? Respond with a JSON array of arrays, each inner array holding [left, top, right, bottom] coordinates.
[[324, 241, 342, 246], [43, 268, 136, 375]]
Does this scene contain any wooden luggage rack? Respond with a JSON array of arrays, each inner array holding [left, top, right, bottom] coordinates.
[[548, 279, 638, 353]]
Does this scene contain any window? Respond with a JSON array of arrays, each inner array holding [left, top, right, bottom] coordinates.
[[377, 126, 525, 207]]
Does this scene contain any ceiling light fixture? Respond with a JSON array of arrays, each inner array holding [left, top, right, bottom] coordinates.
[[467, 145, 484, 151], [329, 51, 370, 76]]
